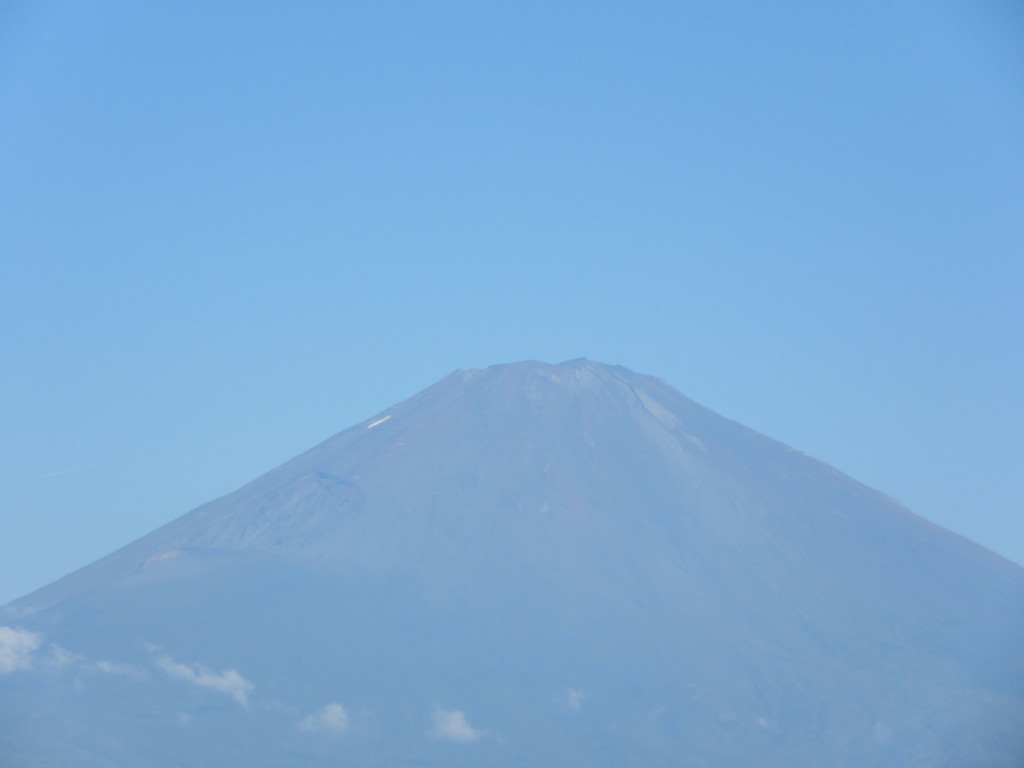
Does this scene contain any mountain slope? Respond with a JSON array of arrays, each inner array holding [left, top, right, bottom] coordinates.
[[3, 359, 1022, 767]]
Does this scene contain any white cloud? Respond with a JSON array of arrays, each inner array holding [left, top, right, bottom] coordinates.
[[155, 655, 254, 706], [0, 626, 42, 674], [299, 702, 350, 733], [46, 644, 79, 669], [430, 706, 483, 742], [566, 687, 586, 712]]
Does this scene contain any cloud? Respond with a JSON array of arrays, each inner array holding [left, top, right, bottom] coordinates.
[[299, 703, 350, 733], [83, 660, 149, 680], [565, 687, 586, 712], [0, 630, 146, 681], [430, 706, 483, 742], [46, 644, 79, 669], [0, 626, 42, 674], [155, 655, 254, 706]]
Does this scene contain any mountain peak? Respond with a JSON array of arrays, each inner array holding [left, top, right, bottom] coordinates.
[[4, 362, 1023, 767], [450, 357, 623, 385]]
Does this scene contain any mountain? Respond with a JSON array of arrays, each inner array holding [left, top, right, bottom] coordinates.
[[2, 359, 1022, 767]]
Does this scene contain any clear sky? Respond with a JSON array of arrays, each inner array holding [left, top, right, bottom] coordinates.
[[1, 1, 1021, 606]]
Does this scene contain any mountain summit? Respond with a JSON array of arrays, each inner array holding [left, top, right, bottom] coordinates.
[[3, 360, 1023, 767]]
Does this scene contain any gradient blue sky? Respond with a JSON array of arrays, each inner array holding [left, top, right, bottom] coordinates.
[[1, 1, 1022, 605]]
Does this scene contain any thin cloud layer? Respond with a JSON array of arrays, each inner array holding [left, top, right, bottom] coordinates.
[[45, 644, 79, 670], [85, 660, 149, 680], [299, 703, 350, 733], [0, 626, 42, 673], [155, 655, 254, 706], [566, 687, 586, 711], [430, 706, 483, 742]]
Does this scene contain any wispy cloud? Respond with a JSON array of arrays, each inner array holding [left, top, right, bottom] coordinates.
[[155, 655, 254, 706], [565, 687, 586, 711], [83, 659, 149, 680], [45, 644, 79, 669], [299, 703, 350, 733], [430, 706, 483, 742], [0, 626, 42, 673]]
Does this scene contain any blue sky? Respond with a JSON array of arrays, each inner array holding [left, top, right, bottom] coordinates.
[[1, 1, 1021, 605]]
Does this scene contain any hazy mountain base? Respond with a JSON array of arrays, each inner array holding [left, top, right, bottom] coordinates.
[[4, 552, 1022, 767], [3, 360, 1023, 766]]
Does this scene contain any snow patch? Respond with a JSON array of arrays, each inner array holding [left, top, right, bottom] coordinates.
[[145, 550, 182, 568], [367, 415, 392, 429]]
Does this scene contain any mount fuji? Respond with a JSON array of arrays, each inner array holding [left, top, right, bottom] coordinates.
[[2, 359, 1022, 767]]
